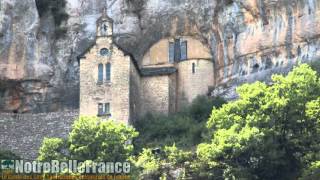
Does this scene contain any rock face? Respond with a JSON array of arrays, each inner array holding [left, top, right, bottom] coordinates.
[[0, 0, 320, 112]]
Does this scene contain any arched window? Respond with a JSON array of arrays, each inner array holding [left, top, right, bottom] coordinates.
[[106, 63, 111, 82], [98, 63, 103, 83]]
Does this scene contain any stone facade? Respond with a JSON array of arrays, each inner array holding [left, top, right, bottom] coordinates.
[[79, 13, 133, 125], [141, 37, 214, 112], [0, 111, 78, 160], [176, 60, 214, 108], [79, 14, 214, 123]]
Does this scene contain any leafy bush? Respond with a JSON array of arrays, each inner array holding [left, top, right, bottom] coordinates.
[[310, 60, 320, 75], [300, 161, 320, 180], [133, 96, 226, 150], [38, 138, 66, 161], [0, 149, 19, 159], [130, 145, 193, 179], [130, 148, 160, 177], [164, 144, 192, 166], [38, 116, 139, 162], [197, 64, 320, 180]]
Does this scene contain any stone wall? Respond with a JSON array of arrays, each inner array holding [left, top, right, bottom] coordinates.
[[0, 111, 78, 160], [177, 59, 214, 109], [142, 36, 212, 66], [141, 75, 171, 116], [79, 36, 131, 125]]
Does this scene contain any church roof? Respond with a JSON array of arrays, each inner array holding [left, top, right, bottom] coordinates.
[[140, 67, 177, 76], [97, 7, 113, 23]]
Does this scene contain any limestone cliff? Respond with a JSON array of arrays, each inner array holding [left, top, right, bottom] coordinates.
[[0, 0, 319, 112]]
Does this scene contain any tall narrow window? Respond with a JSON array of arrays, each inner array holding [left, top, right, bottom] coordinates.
[[98, 63, 103, 83], [174, 39, 181, 62], [180, 41, 187, 60], [192, 63, 196, 74], [106, 63, 111, 82], [105, 103, 110, 114], [169, 39, 188, 63], [169, 42, 174, 63], [98, 103, 104, 115]]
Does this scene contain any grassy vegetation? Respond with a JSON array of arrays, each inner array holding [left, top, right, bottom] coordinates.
[[34, 63, 320, 179], [310, 59, 320, 75], [0, 149, 19, 159], [133, 96, 226, 151]]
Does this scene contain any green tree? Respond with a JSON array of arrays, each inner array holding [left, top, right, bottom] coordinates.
[[197, 64, 320, 180], [38, 138, 66, 161], [38, 116, 138, 162], [134, 96, 226, 150]]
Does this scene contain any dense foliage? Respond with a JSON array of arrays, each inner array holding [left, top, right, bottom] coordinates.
[[37, 63, 320, 179], [130, 144, 193, 179], [133, 96, 226, 150], [0, 149, 19, 160], [38, 116, 138, 162], [197, 64, 320, 179]]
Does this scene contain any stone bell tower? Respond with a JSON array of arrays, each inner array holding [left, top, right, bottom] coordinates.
[[79, 5, 137, 125], [97, 7, 113, 37]]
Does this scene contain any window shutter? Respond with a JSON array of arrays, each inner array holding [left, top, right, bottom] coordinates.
[[181, 41, 187, 60], [98, 103, 104, 115], [105, 103, 110, 114], [174, 39, 181, 62], [98, 64, 103, 83], [106, 63, 111, 81], [169, 42, 174, 63]]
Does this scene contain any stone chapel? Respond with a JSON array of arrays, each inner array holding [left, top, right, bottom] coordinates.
[[78, 10, 214, 125]]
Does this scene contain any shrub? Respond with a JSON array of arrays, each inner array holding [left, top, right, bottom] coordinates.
[[133, 96, 226, 151], [0, 149, 19, 159], [38, 116, 139, 162], [38, 138, 66, 161], [310, 60, 320, 75], [197, 64, 320, 179]]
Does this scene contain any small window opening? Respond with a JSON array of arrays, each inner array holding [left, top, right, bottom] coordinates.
[[98, 103, 111, 116], [192, 63, 196, 74], [297, 46, 301, 56], [98, 103, 104, 115]]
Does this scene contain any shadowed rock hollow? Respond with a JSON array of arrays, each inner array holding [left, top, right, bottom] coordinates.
[[0, 0, 319, 113]]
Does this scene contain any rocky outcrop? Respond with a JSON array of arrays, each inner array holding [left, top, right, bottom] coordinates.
[[0, 0, 319, 112]]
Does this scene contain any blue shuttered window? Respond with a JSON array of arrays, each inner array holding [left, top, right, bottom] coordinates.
[[98, 103, 110, 116], [180, 41, 187, 60], [174, 39, 181, 62], [106, 63, 111, 81], [98, 63, 103, 83], [169, 39, 188, 63], [98, 103, 104, 115], [105, 103, 110, 114]]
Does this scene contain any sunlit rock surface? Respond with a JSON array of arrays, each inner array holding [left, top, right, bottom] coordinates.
[[0, 0, 319, 112]]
